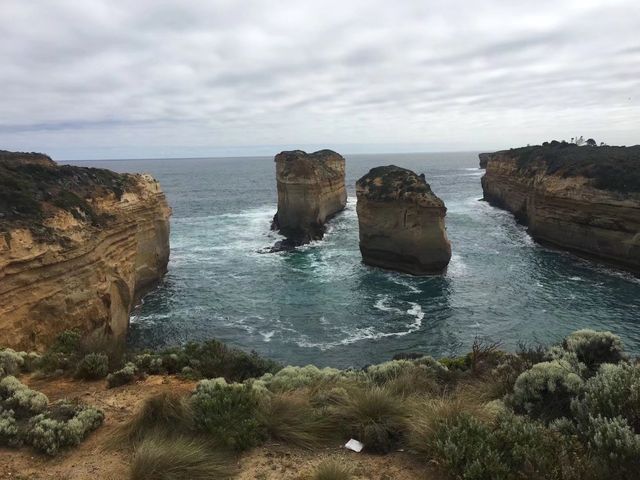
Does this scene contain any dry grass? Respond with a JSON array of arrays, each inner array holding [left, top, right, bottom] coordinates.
[[312, 459, 353, 480], [260, 391, 336, 449], [107, 391, 194, 448], [129, 432, 235, 480]]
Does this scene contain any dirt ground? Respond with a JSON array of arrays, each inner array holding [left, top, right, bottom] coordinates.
[[0, 375, 439, 480]]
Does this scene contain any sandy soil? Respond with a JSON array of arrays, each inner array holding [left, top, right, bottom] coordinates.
[[0, 375, 439, 480]]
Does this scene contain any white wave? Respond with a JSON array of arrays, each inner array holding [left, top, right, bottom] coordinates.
[[297, 301, 425, 350], [389, 276, 421, 293], [446, 253, 468, 277], [260, 330, 275, 342], [374, 295, 404, 314]]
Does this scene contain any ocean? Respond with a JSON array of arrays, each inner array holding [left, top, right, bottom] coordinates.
[[67, 152, 640, 367]]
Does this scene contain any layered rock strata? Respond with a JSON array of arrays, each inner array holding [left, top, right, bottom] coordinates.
[[480, 145, 640, 272], [272, 149, 347, 249], [356, 165, 452, 275], [0, 150, 171, 350]]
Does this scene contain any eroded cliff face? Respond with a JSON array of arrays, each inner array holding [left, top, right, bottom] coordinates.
[[272, 149, 347, 248], [356, 165, 451, 275], [480, 146, 640, 272], [0, 151, 171, 350]]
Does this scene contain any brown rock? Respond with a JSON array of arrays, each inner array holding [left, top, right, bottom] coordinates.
[[481, 144, 640, 272], [0, 151, 171, 350], [272, 149, 347, 248], [356, 165, 451, 275]]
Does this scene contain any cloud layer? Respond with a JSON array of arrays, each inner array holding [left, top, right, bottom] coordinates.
[[1, 0, 639, 159]]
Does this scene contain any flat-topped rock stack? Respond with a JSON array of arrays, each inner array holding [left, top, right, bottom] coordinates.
[[356, 165, 451, 275], [272, 149, 347, 250]]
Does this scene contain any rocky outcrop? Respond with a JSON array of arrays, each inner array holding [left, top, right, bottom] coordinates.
[[0, 151, 171, 350], [272, 149, 347, 249], [478, 153, 491, 169], [481, 144, 640, 272], [356, 165, 451, 275]]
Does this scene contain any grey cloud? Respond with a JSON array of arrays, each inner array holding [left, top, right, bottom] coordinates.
[[0, 0, 638, 159]]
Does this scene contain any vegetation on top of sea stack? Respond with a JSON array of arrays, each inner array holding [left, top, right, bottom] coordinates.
[[502, 143, 640, 193], [0, 149, 135, 238]]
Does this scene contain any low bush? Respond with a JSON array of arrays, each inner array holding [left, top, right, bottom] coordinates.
[[571, 362, 640, 432], [75, 353, 109, 380], [312, 459, 352, 480], [330, 386, 408, 453], [191, 378, 266, 451], [0, 407, 20, 446], [562, 329, 626, 373], [27, 401, 104, 455], [0, 376, 49, 415], [259, 365, 347, 392], [0, 349, 24, 377], [107, 362, 138, 388], [129, 433, 235, 480], [508, 360, 583, 422]]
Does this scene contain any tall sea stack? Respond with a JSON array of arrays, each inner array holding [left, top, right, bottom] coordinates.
[[272, 149, 347, 248], [356, 165, 451, 275]]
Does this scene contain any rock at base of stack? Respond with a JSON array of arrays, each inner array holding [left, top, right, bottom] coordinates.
[[356, 165, 451, 275]]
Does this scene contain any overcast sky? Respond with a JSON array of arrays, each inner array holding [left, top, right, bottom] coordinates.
[[1, 0, 639, 160]]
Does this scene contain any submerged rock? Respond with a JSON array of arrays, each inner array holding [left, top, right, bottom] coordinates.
[[271, 149, 347, 250], [356, 165, 451, 275]]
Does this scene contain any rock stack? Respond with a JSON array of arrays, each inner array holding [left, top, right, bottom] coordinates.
[[272, 149, 347, 249], [356, 165, 451, 275]]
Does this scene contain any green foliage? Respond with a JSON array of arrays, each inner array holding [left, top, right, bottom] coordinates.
[[312, 459, 352, 480], [508, 360, 583, 422], [107, 362, 138, 388], [330, 386, 408, 453], [129, 433, 235, 480], [571, 362, 640, 432], [580, 415, 640, 478], [0, 349, 24, 377], [0, 407, 20, 446], [27, 402, 104, 455], [0, 376, 49, 415], [50, 329, 82, 355], [75, 353, 109, 380], [260, 365, 348, 392], [562, 329, 626, 373], [191, 378, 266, 451]]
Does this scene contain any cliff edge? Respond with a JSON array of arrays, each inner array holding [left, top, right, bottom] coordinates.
[[272, 149, 347, 249], [356, 165, 451, 275], [481, 144, 640, 272], [0, 150, 171, 349]]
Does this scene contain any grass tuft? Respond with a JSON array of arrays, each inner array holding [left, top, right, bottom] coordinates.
[[312, 459, 352, 480], [129, 432, 235, 480]]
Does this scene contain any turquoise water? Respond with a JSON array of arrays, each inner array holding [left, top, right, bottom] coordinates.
[[70, 152, 640, 367]]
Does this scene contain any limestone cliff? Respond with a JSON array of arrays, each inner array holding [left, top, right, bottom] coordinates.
[[356, 165, 451, 275], [272, 149, 347, 248], [481, 144, 640, 272], [478, 153, 491, 169], [0, 150, 171, 350]]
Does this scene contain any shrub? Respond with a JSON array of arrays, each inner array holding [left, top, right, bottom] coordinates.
[[581, 415, 640, 478], [0, 376, 48, 415], [330, 386, 408, 453], [0, 408, 20, 446], [27, 402, 104, 455], [0, 349, 24, 377], [50, 329, 82, 355], [571, 362, 640, 432], [562, 329, 626, 373], [107, 362, 138, 388], [129, 433, 235, 480], [260, 365, 347, 392], [75, 353, 109, 380], [366, 356, 448, 385], [508, 360, 583, 422], [134, 353, 165, 375], [111, 392, 194, 447], [191, 378, 266, 451], [260, 391, 334, 448], [312, 459, 352, 480]]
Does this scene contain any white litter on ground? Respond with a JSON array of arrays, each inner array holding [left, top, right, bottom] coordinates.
[[344, 438, 364, 452]]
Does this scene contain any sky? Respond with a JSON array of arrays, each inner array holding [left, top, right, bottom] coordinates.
[[1, 0, 639, 160]]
